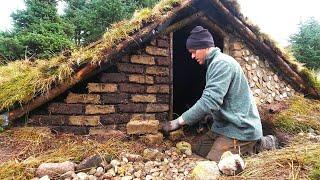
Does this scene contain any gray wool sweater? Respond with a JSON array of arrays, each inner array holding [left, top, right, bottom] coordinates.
[[181, 48, 263, 141]]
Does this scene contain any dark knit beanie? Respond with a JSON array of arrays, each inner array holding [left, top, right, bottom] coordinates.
[[186, 26, 214, 49]]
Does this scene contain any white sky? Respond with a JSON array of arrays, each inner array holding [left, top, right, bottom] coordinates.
[[0, 0, 320, 47]]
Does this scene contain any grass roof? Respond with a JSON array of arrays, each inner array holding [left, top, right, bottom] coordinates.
[[0, 0, 183, 113]]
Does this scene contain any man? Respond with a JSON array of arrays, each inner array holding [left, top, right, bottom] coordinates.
[[163, 26, 263, 162]]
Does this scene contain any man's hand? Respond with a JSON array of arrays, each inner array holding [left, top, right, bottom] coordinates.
[[163, 116, 185, 132]]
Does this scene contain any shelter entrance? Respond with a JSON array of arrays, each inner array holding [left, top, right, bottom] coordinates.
[[172, 24, 224, 118]]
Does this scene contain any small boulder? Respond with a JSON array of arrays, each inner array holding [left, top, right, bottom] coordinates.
[[191, 161, 220, 180], [36, 161, 76, 178], [76, 154, 103, 171], [218, 151, 245, 175], [176, 141, 192, 156], [143, 148, 164, 161]]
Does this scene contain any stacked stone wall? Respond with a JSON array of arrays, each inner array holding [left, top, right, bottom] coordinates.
[[229, 38, 295, 105]]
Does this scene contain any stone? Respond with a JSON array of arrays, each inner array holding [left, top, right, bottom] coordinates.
[[131, 95, 156, 103], [245, 64, 251, 71], [121, 176, 133, 180], [176, 141, 192, 156], [143, 149, 164, 161], [88, 175, 97, 180], [36, 161, 76, 178], [126, 120, 159, 135], [191, 161, 220, 180], [120, 153, 143, 162], [60, 171, 77, 179], [68, 116, 100, 126], [142, 133, 163, 144], [94, 167, 104, 177], [169, 129, 184, 141], [130, 55, 155, 65], [218, 151, 245, 176], [76, 155, 103, 171], [77, 172, 89, 180], [85, 105, 115, 114], [39, 175, 50, 180], [273, 74, 279, 82], [87, 83, 117, 93], [119, 83, 145, 93], [145, 46, 168, 56], [117, 63, 144, 74], [230, 42, 242, 50], [65, 93, 100, 104], [129, 75, 154, 84]]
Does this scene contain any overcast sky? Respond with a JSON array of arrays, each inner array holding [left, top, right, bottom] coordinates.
[[0, 0, 320, 47]]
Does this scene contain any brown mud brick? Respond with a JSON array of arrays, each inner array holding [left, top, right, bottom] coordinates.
[[118, 104, 146, 113], [145, 46, 168, 57], [169, 129, 185, 141], [130, 55, 155, 65], [146, 66, 169, 76], [155, 112, 169, 121], [65, 93, 100, 104], [131, 94, 156, 103], [126, 120, 159, 135], [155, 57, 170, 66], [99, 73, 127, 83], [147, 85, 170, 94], [156, 94, 170, 103], [101, 93, 129, 104], [155, 76, 170, 84], [131, 114, 156, 121], [129, 74, 154, 84], [85, 105, 115, 114], [87, 83, 118, 93], [142, 133, 164, 144], [29, 115, 68, 125], [157, 39, 169, 48], [48, 103, 84, 115], [68, 116, 100, 126], [146, 104, 169, 112], [100, 114, 131, 125], [117, 63, 145, 73], [119, 83, 146, 93], [120, 55, 130, 62]]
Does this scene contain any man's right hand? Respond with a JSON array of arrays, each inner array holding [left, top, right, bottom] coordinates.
[[162, 116, 185, 132]]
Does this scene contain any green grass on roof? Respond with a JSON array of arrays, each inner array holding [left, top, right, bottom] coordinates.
[[0, 0, 182, 112]]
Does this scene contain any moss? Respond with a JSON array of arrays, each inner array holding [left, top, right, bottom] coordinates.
[[273, 96, 320, 134]]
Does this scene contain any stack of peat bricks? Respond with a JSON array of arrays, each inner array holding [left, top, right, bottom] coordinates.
[[29, 35, 172, 141]]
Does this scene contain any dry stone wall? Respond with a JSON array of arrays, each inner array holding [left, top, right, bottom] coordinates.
[[29, 35, 171, 136], [229, 38, 295, 105]]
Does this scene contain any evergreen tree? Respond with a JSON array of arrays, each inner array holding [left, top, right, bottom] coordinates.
[[289, 18, 320, 69], [0, 0, 74, 61], [63, 0, 159, 45]]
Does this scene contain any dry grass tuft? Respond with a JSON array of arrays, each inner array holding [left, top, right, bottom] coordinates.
[[0, 127, 146, 179]]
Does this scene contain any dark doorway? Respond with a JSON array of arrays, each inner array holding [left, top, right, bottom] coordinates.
[[173, 23, 224, 118]]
